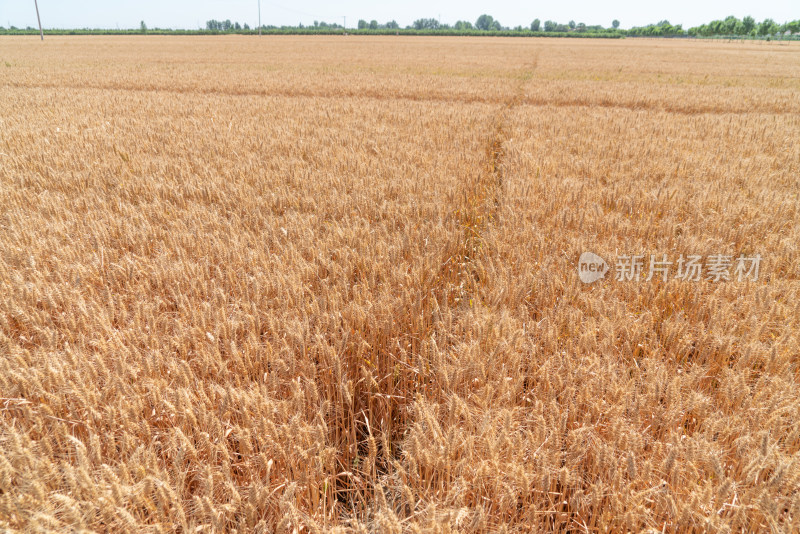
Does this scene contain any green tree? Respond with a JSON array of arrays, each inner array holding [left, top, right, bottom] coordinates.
[[612, 19, 620, 29], [531, 19, 541, 31], [369, 20, 378, 30], [413, 18, 439, 30], [568, 20, 576, 30], [475, 14, 495, 31], [543, 20, 556, 32], [357, 19, 367, 29], [140, 20, 147, 34], [386, 20, 399, 29], [742, 16, 756, 33], [758, 18, 778, 36], [719, 15, 737, 34]]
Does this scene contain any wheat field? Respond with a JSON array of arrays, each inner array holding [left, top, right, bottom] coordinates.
[[1, 35, 799, 532]]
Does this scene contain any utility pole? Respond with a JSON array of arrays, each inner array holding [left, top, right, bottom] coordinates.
[[343, 16, 346, 32], [34, 0, 43, 40], [258, 0, 261, 36]]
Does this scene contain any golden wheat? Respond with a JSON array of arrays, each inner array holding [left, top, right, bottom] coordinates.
[[0, 35, 798, 532]]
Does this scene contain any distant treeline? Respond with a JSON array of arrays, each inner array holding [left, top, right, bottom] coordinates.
[[1, 14, 799, 39], [0, 27, 623, 39], [688, 16, 799, 37]]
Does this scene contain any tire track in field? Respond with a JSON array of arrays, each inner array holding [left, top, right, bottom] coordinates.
[[376, 57, 536, 511], [326, 62, 538, 506], [439, 56, 536, 310], [4, 81, 797, 116]]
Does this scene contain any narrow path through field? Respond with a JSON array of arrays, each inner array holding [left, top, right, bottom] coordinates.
[[453, 55, 537, 306], [7, 80, 796, 115], [343, 57, 539, 509]]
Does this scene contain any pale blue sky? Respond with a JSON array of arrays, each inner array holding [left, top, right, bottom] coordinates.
[[1, 0, 796, 30]]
